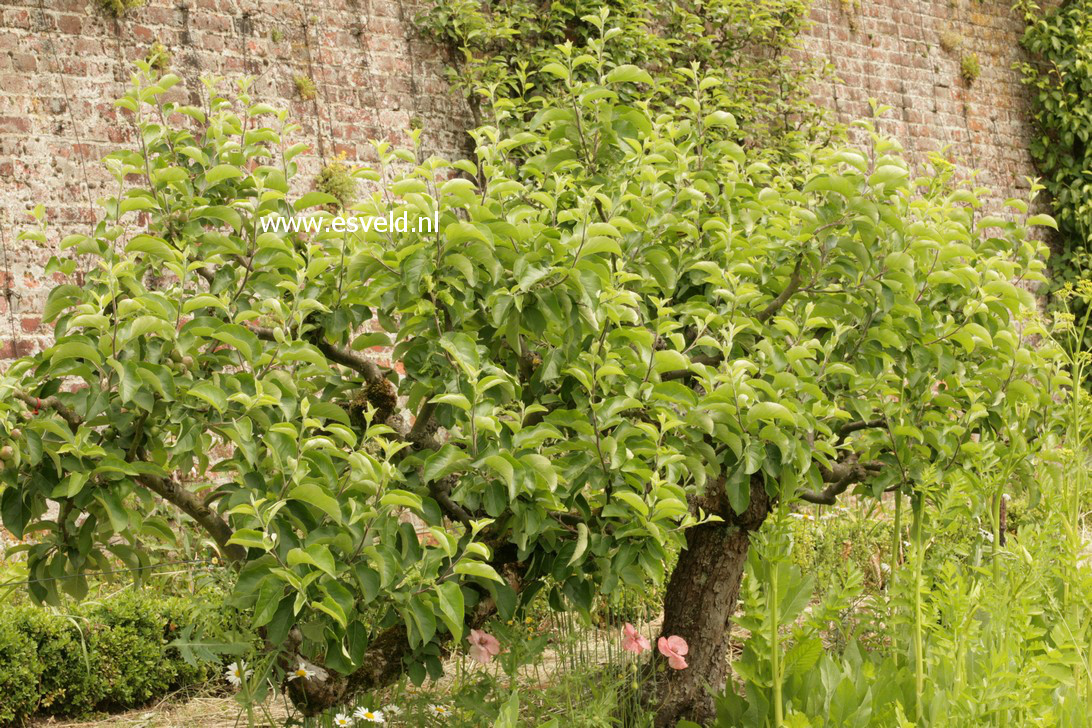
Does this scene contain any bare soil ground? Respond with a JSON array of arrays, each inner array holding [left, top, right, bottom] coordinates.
[[32, 692, 292, 728]]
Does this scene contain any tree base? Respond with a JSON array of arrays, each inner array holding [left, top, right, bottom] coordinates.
[[650, 477, 770, 727]]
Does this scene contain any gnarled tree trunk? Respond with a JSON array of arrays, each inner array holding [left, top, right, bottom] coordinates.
[[651, 476, 770, 727]]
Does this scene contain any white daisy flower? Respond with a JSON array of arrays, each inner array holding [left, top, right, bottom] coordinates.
[[333, 713, 353, 727], [383, 704, 403, 716], [224, 661, 252, 687], [353, 706, 386, 723], [428, 704, 452, 717], [287, 661, 315, 682]]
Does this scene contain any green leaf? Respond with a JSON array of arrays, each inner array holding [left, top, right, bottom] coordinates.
[[1026, 213, 1058, 229], [294, 191, 340, 211], [444, 221, 490, 245], [120, 196, 159, 213], [494, 692, 520, 728], [406, 596, 437, 646], [51, 340, 102, 366], [196, 205, 243, 230], [439, 332, 481, 374], [380, 489, 424, 512], [484, 454, 517, 497], [606, 65, 654, 84], [747, 401, 796, 427], [126, 234, 176, 260], [423, 443, 471, 482], [431, 393, 472, 411], [288, 483, 342, 523], [187, 381, 227, 413], [435, 581, 465, 641], [867, 164, 909, 188], [227, 528, 269, 550], [567, 523, 589, 566], [783, 637, 823, 677], [351, 332, 391, 350], [453, 561, 504, 583], [252, 578, 285, 628], [314, 597, 348, 629], [287, 544, 337, 577], [205, 164, 242, 185]]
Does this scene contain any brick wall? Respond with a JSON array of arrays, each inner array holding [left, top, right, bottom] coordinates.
[[0, 0, 472, 358], [801, 0, 1045, 210], [0, 0, 1048, 359]]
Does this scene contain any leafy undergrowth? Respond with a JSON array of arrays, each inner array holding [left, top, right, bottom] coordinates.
[[31, 483, 1084, 728]]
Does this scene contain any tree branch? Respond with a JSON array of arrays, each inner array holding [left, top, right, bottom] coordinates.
[[13, 391, 81, 431], [136, 472, 246, 562], [798, 454, 882, 505], [407, 400, 438, 448], [838, 418, 885, 436], [251, 325, 386, 383], [832, 418, 886, 447], [756, 253, 805, 324]]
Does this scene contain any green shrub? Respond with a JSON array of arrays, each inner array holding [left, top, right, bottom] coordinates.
[[294, 74, 317, 100], [81, 594, 186, 710], [14, 608, 97, 716], [789, 506, 985, 594], [0, 613, 40, 726], [960, 52, 980, 85], [1017, 0, 1092, 322], [0, 591, 224, 723], [145, 41, 171, 73]]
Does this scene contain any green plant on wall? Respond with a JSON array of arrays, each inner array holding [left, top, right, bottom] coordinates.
[[939, 30, 962, 53], [145, 41, 171, 73], [960, 52, 980, 85], [315, 154, 358, 209], [98, 0, 144, 18], [1018, 0, 1092, 342], [294, 74, 317, 101], [839, 0, 860, 33]]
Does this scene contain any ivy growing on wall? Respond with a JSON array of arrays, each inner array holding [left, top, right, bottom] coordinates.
[[1017, 1, 1092, 302]]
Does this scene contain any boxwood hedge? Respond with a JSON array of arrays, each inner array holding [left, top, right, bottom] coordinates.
[[0, 591, 223, 725]]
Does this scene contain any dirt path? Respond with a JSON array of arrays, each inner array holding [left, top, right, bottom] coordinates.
[[32, 693, 291, 728]]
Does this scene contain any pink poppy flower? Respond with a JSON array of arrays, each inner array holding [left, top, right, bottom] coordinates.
[[621, 623, 651, 654], [467, 629, 501, 664], [658, 635, 689, 669]]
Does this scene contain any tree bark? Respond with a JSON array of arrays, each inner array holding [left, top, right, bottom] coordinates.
[[652, 477, 770, 727]]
